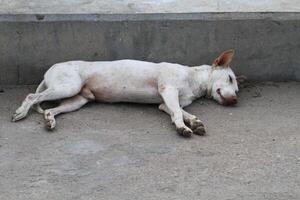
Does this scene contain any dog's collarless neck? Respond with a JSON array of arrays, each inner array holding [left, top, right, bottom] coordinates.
[[206, 67, 214, 98]]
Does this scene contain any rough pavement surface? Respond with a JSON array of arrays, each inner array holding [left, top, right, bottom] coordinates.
[[0, 82, 300, 200]]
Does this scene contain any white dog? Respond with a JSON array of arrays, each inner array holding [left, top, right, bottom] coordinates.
[[12, 49, 244, 137]]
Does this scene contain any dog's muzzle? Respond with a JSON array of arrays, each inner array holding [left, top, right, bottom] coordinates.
[[217, 89, 237, 106], [222, 96, 238, 106]]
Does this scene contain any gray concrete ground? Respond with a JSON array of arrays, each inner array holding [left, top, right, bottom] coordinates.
[[0, 82, 300, 200], [1, 0, 300, 14]]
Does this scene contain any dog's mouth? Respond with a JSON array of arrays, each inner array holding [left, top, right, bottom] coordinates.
[[216, 89, 237, 106], [216, 89, 225, 101]]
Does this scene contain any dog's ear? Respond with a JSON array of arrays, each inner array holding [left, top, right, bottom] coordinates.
[[213, 49, 235, 67], [236, 75, 247, 85]]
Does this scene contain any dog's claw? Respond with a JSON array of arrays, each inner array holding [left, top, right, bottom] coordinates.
[[176, 126, 193, 137]]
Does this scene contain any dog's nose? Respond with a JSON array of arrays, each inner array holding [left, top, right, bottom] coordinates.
[[231, 97, 237, 105], [225, 96, 238, 105]]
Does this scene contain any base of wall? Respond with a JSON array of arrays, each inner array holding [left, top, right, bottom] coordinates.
[[1, 13, 300, 84]]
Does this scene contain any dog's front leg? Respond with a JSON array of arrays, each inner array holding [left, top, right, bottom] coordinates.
[[158, 86, 193, 137], [159, 104, 206, 136], [179, 99, 206, 135]]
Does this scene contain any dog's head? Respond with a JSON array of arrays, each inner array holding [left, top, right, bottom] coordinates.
[[209, 50, 245, 106]]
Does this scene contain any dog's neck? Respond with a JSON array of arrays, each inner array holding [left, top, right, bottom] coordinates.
[[188, 65, 214, 98]]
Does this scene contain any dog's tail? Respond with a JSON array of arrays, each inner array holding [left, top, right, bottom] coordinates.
[[32, 80, 46, 114]]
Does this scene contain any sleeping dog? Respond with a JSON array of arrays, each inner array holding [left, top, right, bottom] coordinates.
[[12, 49, 245, 137]]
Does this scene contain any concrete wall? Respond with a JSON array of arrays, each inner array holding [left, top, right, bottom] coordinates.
[[1, 13, 300, 85]]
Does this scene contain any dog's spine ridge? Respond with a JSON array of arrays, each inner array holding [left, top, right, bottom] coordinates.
[[33, 80, 46, 114]]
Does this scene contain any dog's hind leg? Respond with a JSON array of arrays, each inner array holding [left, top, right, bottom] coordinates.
[[44, 95, 89, 130], [12, 80, 82, 122], [32, 80, 47, 114]]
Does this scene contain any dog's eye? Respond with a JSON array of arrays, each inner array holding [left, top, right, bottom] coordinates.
[[229, 75, 233, 83]]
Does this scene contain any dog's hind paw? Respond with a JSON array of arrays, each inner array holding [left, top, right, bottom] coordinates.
[[44, 111, 56, 130], [45, 118, 56, 130], [11, 112, 27, 122]]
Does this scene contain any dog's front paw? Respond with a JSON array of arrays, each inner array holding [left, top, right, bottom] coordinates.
[[189, 118, 204, 129], [193, 126, 206, 136], [176, 126, 193, 137], [186, 118, 206, 136]]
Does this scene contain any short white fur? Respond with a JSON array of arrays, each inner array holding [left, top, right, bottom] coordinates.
[[12, 50, 240, 136]]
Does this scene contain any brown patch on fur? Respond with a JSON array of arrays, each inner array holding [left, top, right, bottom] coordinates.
[[213, 49, 234, 67], [92, 88, 114, 102], [80, 86, 95, 100], [145, 78, 157, 88], [83, 75, 114, 102]]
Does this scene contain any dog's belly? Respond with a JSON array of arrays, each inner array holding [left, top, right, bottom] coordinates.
[[92, 88, 162, 103], [82, 74, 162, 104], [92, 85, 162, 103]]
